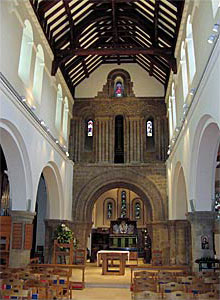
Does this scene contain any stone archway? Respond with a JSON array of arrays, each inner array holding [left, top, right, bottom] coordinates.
[[72, 168, 166, 248]]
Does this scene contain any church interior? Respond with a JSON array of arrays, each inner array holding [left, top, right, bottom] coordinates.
[[0, 0, 220, 299]]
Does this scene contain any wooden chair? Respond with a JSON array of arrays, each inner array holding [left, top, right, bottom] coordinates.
[[0, 235, 10, 267], [2, 278, 24, 289], [73, 249, 86, 265], [24, 279, 49, 299], [133, 290, 161, 300], [197, 292, 218, 299], [0, 288, 31, 299], [53, 240, 73, 264], [164, 291, 189, 299]]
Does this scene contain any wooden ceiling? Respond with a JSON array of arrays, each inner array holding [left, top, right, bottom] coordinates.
[[30, 0, 185, 96]]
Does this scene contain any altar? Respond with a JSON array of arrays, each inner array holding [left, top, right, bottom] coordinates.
[[97, 250, 128, 275], [97, 250, 130, 267]]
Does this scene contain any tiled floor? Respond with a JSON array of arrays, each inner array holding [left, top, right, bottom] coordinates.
[[70, 263, 132, 300]]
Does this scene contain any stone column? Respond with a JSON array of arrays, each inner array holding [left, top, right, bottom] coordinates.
[[168, 221, 177, 265], [72, 221, 93, 249], [9, 210, 35, 267], [187, 211, 215, 271]]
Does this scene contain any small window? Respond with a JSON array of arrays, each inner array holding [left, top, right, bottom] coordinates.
[[18, 20, 33, 84], [146, 118, 155, 151], [33, 45, 44, 103], [168, 97, 174, 139], [85, 119, 94, 151], [114, 81, 124, 97], [181, 42, 188, 101], [135, 202, 141, 219], [120, 191, 127, 218], [55, 84, 63, 130], [62, 97, 69, 140], [186, 16, 196, 83], [147, 121, 153, 137], [88, 120, 93, 137], [107, 202, 113, 219]]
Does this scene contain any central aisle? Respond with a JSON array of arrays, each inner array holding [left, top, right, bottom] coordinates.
[[71, 263, 132, 300]]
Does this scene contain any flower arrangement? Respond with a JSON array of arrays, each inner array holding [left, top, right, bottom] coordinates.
[[54, 223, 74, 244]]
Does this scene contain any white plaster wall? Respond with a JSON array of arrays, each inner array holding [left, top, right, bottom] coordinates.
[[0, 83, 74, 221], [75, 64, 164, 98], [167, 1, 220, 219], [0, 0, 74, 147]]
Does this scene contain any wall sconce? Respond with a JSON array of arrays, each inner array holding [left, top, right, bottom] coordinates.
[[208, 34, 217, 44], [213, 22, 220, 33], [21, 96, 27, 102], [189, 88, 196, 96]]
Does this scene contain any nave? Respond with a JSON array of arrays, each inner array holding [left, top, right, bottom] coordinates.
[[1, 259, 220, 299]]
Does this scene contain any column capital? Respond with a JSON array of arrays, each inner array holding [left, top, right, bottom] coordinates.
[[187, 211, 215, 224], [10, 210, 36, 222]]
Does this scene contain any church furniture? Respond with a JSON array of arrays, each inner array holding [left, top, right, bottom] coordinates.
[[97, 249, 130, 267], [52, 240, 73, 264], [0, 215, 11, 267], [73, 248, 86, 265], [196, 259, 220, 272], [101, 252, 127, 275], [28, 263, 86, 288]]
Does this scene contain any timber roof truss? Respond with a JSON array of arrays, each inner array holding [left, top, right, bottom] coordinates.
[[30, 0, 185, 96]]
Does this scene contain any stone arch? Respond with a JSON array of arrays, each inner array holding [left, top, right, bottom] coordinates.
[[0, 119, 32, 211], [172, 162, 188, 219], [190, 115, 220, 210], [40, 161, 63, 219], [73, 170, 165, 222]]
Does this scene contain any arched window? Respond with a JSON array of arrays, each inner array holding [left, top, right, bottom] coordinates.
[[134, 201, 141, 219], [87, 120, 93, 137], [55, 84, 63, 130], [33, 45, 45, 103], [114, 77, 124, 97], [186, 16, 196, 84], [171, 82, 177, 130], [85, 119, 94, 151], [147, 120, 153, 137], [212, 0, 219, 16], [18, 20, 33, 84], [181, 42, 188, 102], [120, 191, 127, 218], [107, 201, 113, 219], [62, 97, 69, 141], [168, 97, 174, 139], [146, 117, 155, 151]]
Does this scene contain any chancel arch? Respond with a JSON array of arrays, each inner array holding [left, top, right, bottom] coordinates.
[[73, 169, 165, 224]]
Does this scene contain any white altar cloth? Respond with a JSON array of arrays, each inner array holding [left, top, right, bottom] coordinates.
[[97, 250, 130, 266]]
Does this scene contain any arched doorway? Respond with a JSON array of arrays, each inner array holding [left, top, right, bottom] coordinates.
[[31, 174, 47, 262], [31, 162, 62, 263]]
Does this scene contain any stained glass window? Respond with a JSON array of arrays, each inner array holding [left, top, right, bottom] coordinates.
[[114, 81, 123, 97], [120, 191, 127, 218], [135, 202, 141, 219], [88, 120, 93, 137], [107, 202, 113, 219], [147, 120, 153, 137], [215, 192, 220, 220]]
